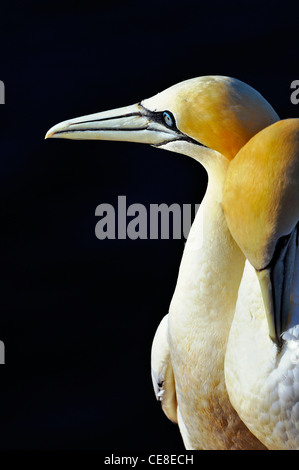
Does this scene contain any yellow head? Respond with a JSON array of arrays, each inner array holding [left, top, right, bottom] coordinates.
[[223, 119, 299, 344], [46, 76, 279, 162], [142, 76, 279, 160], [223, 119, 299, 270]]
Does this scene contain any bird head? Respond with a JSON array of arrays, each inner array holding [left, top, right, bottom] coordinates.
[[223, 119, 299, 346], [45, 76, 278, 164]]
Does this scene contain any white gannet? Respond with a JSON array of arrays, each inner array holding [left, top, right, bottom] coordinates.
[[45, 76, 278, 449], [223, 118, 299, 449]]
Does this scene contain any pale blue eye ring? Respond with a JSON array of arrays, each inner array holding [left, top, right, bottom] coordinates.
[[163, 111, 174, 128]]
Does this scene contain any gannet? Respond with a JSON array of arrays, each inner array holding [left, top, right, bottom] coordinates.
[[223, 119, 299, 450], [45, 76, 278, 449]]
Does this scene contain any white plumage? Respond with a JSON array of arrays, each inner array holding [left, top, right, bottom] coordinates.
[[223, 119, 299, 449], [46, 76, 281, 449]]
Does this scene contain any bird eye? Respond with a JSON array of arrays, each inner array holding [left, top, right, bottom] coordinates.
[[163, 111, 174, 128]]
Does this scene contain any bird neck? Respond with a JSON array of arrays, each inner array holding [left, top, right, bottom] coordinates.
[[159, 140, 245, 328], [204, 150, 230, 203], [169, 147, 245, 330], [160, 140, 230, 201]]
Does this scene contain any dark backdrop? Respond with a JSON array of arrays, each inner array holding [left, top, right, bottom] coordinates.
[[0, 0, 298, 450]]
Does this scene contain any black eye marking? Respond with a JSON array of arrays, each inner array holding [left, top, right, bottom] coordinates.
[[162, 111, 175, 128], [150, 109, 177, 130], [152, 110, 177, 130], [138, 103, 177, 130], [138, 103, 202, 147]]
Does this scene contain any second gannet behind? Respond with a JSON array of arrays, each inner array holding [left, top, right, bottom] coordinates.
[[223, 119, 299, 449], [46, 76, 279, 449]]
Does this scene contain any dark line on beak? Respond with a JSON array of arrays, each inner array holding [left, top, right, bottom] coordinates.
[[68, 112, 142, 126], [154, 135, 206, 148], [153, 136, 199, 147], [59, 103, 203, 147], [54, 127, 149, 135]]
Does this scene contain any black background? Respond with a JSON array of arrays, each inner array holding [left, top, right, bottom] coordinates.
[[0, 0, 298, 450]]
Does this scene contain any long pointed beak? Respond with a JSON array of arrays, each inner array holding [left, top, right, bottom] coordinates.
[[45, 103, 180, 146], [256, 225, 298, 347]]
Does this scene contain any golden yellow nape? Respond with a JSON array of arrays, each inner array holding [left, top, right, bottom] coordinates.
[[223, 118, 299, 271], [46, 75, 280, 450], [142, 76, 278, 159], [223, 118, 299, 449]]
